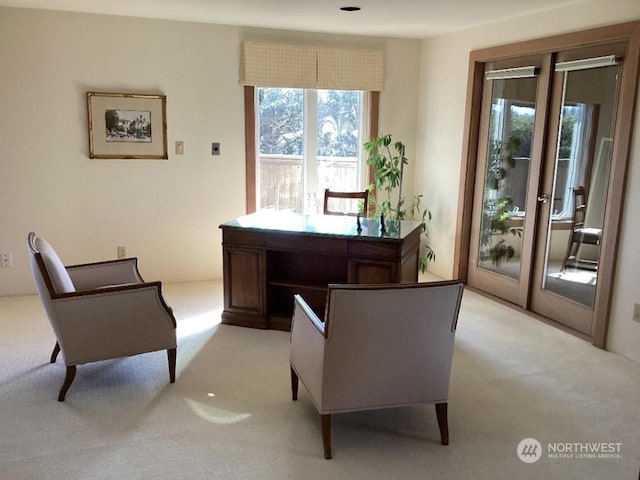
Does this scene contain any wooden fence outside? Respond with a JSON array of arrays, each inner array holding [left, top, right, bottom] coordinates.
[[259, 154, 358, 213]]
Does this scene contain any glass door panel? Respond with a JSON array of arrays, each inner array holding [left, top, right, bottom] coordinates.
[[467, 57, 548, 308], [539, 63, 620, 309], [477, 76, 537, 279], [529, 47, 626, 338]]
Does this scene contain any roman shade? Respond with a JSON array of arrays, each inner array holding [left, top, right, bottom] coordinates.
[[240, 42, 384, 91]]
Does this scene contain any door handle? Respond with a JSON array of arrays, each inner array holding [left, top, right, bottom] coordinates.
[[537, 194, 549, 204]]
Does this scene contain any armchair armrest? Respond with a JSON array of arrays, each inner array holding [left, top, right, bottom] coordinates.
[[54, 280, 171, 315], [293, 294, 325, 337], [290, 294, 326, 409], [66, 258, 144, 290]]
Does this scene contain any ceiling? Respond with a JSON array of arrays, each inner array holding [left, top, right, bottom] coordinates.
[[1, 0, 583, 38]]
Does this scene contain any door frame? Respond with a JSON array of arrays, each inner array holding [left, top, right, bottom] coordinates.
[[454, 21, 640, 348]]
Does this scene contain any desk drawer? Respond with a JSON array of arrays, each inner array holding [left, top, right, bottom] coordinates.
[[264, 233, 348, 255], [349, 240, 399, 259], [223, 229, 263, 247]]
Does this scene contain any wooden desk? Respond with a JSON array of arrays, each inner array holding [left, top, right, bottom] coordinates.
[[220, 211, 422, 331]]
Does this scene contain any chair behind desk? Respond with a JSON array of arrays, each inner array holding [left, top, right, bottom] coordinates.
[[323, 188, 368, 216]]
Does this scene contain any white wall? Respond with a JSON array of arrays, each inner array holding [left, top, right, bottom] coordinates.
[[0, 9, 241, 295], [0, 7, 422, 296], [377, 40, 422, 202], [415, 0, 640, 362]]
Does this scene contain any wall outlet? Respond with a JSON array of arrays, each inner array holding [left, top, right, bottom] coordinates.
[[117, 246, 127, 259], [633, 303, 640, 323], [0, 252, 11, 268], [212, 142, 220, 155]]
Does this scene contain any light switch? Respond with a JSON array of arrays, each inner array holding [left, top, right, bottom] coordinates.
[[212, 142, 220, 155], [175, 141, 184, 155]]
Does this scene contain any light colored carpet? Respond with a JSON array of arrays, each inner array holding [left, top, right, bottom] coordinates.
[[1, 280, 638, 479]]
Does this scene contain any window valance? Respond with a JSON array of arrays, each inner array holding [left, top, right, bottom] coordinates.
[[240, 42, 384, 91]]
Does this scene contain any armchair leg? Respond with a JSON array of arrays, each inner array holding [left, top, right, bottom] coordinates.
[[435, 402, 449, 445], [321, 414, 332, 459], [167, 348, 176, 383], [291, 367, 299, 401], [58, 365, 76, 402], [50, 342, 60, 363]]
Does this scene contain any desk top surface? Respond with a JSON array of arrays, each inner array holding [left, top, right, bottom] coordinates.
[[220, 211, 423, 241]]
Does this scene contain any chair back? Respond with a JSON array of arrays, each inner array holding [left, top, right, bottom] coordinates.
[[323, 189, 368, 216], [28, 233, 75, 294], [572, 186, 587, 228], [320, 281, 464, 412], [27, 232, 74, 343]]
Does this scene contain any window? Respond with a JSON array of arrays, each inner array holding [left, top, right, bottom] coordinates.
[[240, 43, 383, 213], [254, 87, 368, 214]]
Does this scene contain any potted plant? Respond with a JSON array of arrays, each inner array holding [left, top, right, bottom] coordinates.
[[364, 134, 435, 272]]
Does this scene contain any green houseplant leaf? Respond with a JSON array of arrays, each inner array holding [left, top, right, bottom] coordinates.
[[364, 134, 435, 272]]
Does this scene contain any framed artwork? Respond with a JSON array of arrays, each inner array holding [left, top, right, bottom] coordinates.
[[87, 92, 168, 159]]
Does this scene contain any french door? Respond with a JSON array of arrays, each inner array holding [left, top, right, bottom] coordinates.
[[467, 55, 550, 308], [529, 46, 625, 334], [464, 25, 639, 345]]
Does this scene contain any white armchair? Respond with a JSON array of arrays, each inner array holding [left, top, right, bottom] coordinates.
[[27, 232, 177, 401], [290, 281, 464, 459]]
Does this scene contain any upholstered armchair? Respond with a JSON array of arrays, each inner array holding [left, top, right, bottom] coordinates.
[[290, 281, 464, 459], [27, 232, 177, 401]]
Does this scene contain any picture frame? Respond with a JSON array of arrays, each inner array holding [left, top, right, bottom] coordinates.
[[87, 92, 168, 159]]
